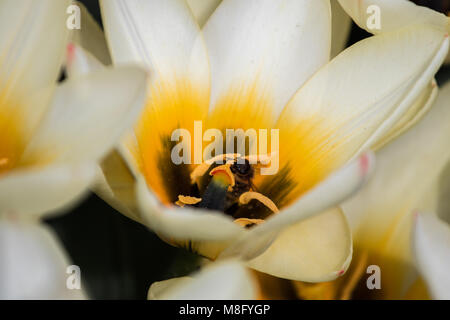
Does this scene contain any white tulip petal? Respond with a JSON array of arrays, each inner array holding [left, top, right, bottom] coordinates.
[[0, 163, 96, 217], [149, 260, 258, 300], [246, 208, 352, 282], [414, 213, 450, 300], [338, 0, 449, 35], [66, 44, 105, 79], [148, 277, 192, 300], [0, 220, 86, 299], [204, 0, 331, 120], [277, 25, 448, 182], [343, 82, 450, 240], [93, 150, 141, 223], [22, 66, 148, 165], [221, 152, 373, 261], [372, 79, 438, 150], [341, 82, 450, 298], [100, 0, 209, 89], [137, 177, 244, 242], [187, 0, 222, 27], [0, 0, 70, 138]]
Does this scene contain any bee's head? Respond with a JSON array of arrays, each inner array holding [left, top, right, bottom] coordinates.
[[230, 158, 253, 178]]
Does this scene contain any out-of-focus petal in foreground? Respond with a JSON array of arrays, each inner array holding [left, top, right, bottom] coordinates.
[[148, 260, 258, 300], [0, 218, 86, 299]]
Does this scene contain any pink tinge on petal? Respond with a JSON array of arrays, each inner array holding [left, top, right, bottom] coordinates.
[[66, 43, 76, 66], [359, 153, 371, 176]]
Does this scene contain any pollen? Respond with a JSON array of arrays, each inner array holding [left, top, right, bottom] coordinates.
[[175, 195, 202, 207]]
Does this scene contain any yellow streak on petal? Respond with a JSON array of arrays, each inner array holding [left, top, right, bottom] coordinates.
[[259, 113, 349, 206], [135, 79, 209, 204], [206, 80, 274, 134], [0, 90, 25, 175]]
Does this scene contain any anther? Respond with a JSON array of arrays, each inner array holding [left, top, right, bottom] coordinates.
[[239, 191, 279, 214]]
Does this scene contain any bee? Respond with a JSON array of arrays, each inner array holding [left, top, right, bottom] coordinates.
[[193, 154, 269, 215], [225, 157, 258, 211]]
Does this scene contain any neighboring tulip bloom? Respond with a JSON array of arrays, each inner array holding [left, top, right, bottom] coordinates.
[[96, 0, 448, 282], [0, 0, 148, 298], [299, 82, 450, 300], [0, 0, 148, 217]]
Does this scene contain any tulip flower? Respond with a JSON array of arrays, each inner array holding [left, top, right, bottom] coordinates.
[[0, 0, 148, 298], [93, 0, 448, 283]]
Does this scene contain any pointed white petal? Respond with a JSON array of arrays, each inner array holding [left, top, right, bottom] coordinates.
[[246, 208, 352, 282], [414, 213, 450, 300], [0, 0, 71, 137], [277, 25, 449, 178], [22, 66, 148, 164], [100, 0, 209, 88], [204, 0, 331, 120], [0, 163, 96, 217]]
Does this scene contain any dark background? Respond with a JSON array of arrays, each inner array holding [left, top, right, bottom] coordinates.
[[44, 0, 450, 299]]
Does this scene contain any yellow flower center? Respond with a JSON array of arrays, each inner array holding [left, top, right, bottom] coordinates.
[[132, 78, 343, 221]]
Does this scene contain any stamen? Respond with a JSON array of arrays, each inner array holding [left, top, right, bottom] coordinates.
[[175, 195, 202, 207], [190, 153, 241, 184], [234, 218, 265, 229], [210, 164, 235, 187], [239, 191, 279, 214]]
